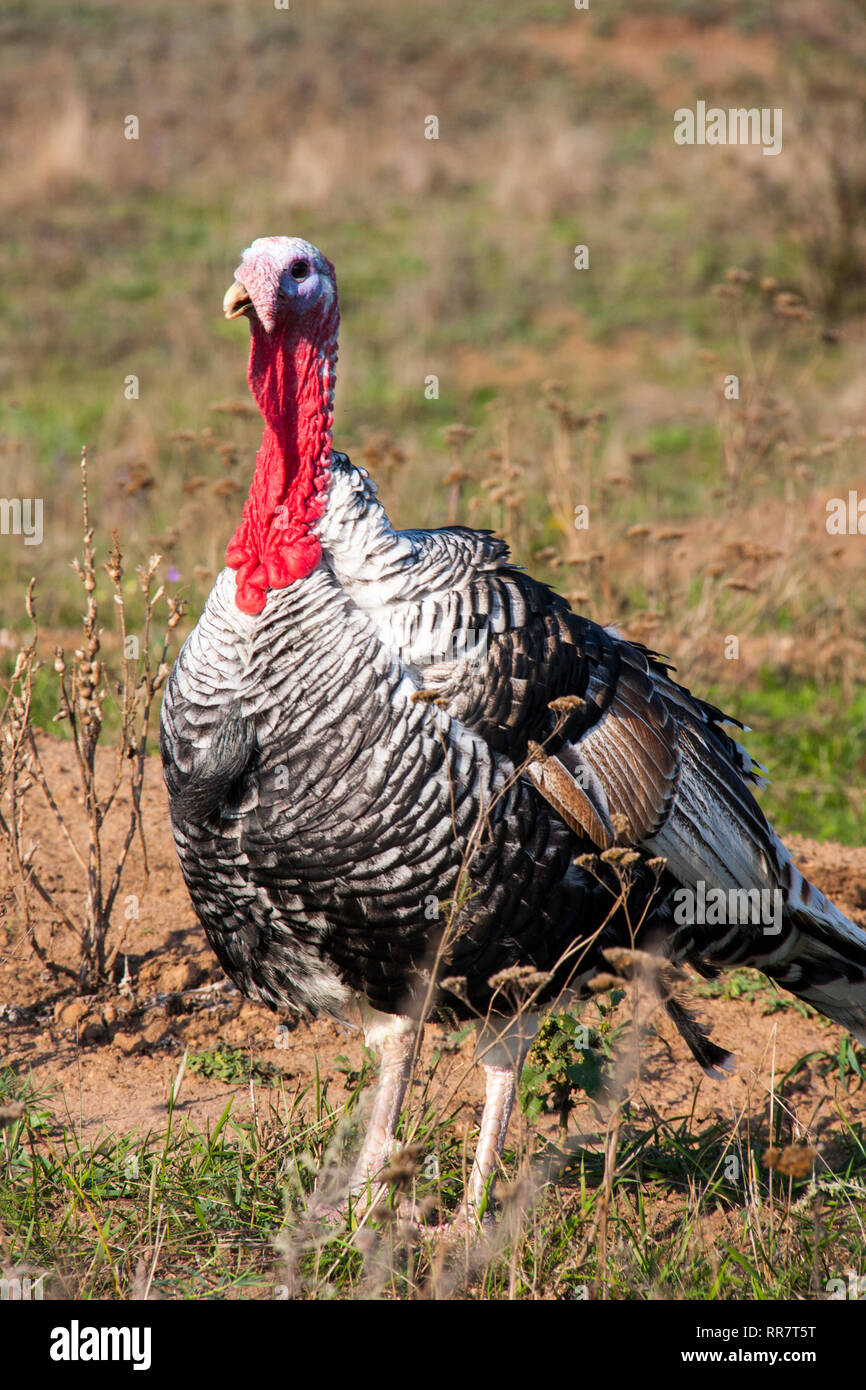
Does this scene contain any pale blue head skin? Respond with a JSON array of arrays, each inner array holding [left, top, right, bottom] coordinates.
[[223, 236, 338, 334]]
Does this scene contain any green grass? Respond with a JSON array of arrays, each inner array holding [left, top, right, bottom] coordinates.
[[695, 966, 815, 1017], [3, 1026, 866, 1300], [709, 673, 866, 845]]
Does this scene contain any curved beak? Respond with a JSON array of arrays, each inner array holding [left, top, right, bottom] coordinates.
[[223, 281, 253, 320]]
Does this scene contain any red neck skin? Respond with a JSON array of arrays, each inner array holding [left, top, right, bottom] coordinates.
[[226, 306, 338, 615]]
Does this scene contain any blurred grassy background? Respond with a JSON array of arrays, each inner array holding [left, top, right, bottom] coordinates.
[[0, 0, 864, 840]]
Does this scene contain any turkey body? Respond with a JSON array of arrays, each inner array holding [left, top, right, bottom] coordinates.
[[161, 457, 674, 1028], [161, 235, 866, 1219], [162, 455, 866, 1041]]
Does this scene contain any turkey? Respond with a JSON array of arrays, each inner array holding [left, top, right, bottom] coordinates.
[[161, 235, 866, 1225]]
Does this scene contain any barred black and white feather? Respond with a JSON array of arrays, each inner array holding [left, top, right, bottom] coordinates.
[[162, 452, 866, 1069]]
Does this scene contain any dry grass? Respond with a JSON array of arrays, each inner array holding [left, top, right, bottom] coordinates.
[[0, 452, 183, 988]]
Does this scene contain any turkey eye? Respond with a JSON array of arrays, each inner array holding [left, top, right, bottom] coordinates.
[[290, 260, 310, 280]]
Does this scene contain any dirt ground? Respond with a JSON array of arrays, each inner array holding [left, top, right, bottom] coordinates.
[[1, 736, 866, 1157]]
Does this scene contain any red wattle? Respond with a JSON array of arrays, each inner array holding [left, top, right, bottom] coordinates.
[[226, 293, 338, 613]]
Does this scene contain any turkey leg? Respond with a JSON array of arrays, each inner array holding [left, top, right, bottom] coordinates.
[[466, 1061, 517, 1216], [349, 1004, 416, 1204], [458, 1011, 537, 1226]]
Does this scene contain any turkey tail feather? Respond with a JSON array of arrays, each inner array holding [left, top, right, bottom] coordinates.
[[664, 997, 735, 1080]]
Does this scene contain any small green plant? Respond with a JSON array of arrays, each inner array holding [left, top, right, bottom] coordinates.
[[520, 992, 625, 1134], [186, 1046, 281, 1087]]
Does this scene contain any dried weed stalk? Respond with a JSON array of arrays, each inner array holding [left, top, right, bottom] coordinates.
[[0, 448, 185, 989]]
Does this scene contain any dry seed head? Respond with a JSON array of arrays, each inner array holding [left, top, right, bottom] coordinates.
[[440, 975, 467, 998], [574, 853, 600, 871], [367, 1199, 397, 1226], [0, 1103, 25, 1130], [588, 973, 622, 993], [601, 846, 641, 869], [443, 424, 475, 447], [548, 695, 586, 715], [106, 536, 123, 584], [611, 812, 632, 842], [497, 1176, 532, 1208], [379, 1149, 422, 1189], [603, 947, 662, 978], [487, 965, 550, 992], [763, 1144, 817, 1179], [410, 689, 445, 706]]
